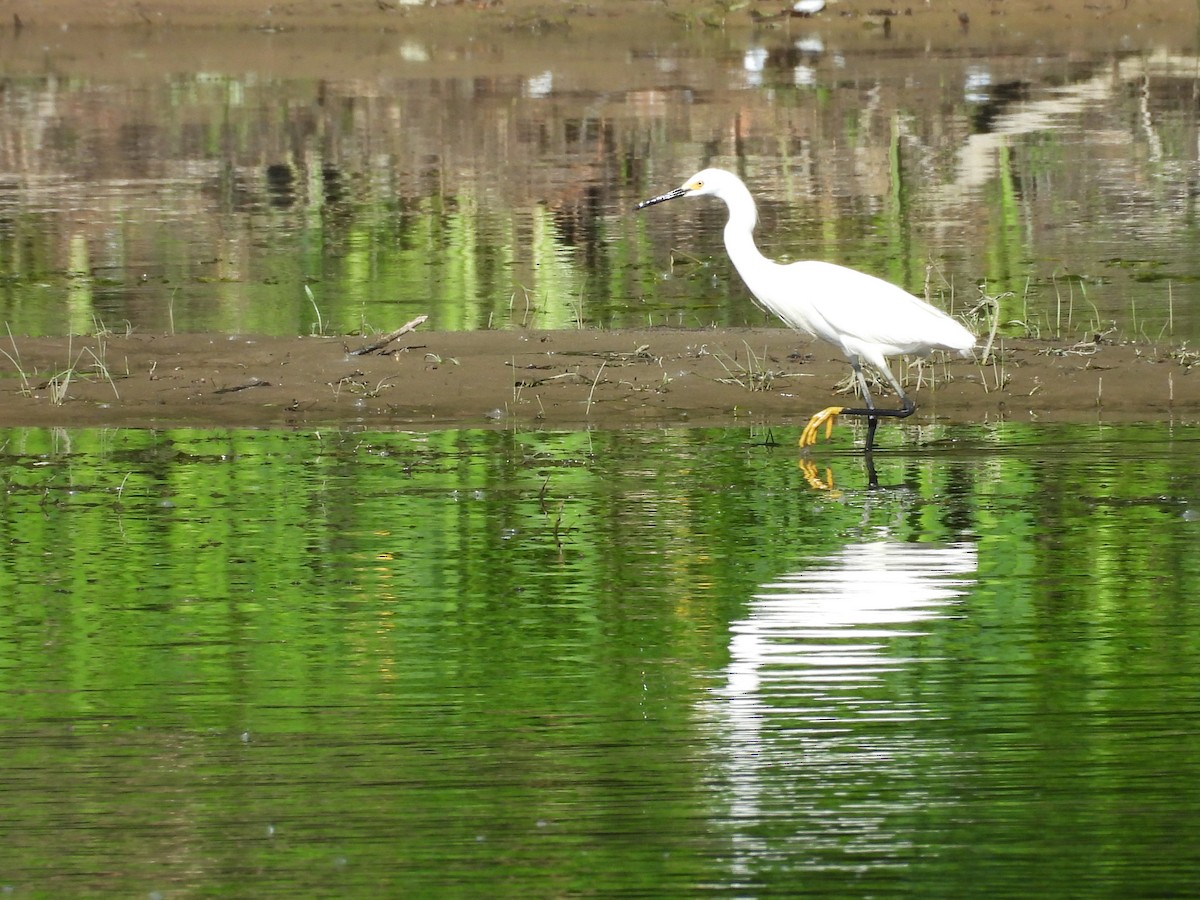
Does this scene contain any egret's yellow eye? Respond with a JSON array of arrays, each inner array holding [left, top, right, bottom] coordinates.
[[693, 181, 704, 190]]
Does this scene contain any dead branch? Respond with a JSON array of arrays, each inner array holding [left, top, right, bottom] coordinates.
[[350, 315, 429, 356]]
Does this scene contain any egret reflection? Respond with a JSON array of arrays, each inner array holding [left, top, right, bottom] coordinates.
[[707, 539, 977, 876]]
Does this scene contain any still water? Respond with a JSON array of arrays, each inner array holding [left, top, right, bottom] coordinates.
[[1, 423, 1198, 894], [2, 27, 1200, 339]]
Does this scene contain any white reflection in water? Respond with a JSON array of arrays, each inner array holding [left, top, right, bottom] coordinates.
[[935, 54, 1187, 214], [793, 65, 818, 89], [707, 539, 976, 873], [964, 65, 992, 103], [524, 71, 554, 99], [398, 41, 431, 64], [743, 47, 769, 87]]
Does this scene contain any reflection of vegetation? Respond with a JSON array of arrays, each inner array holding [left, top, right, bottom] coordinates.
[[1, 422, 1198, 892], [1, 52, 1199, 342], [985, 144, 1030, 326], [0, 424, 1194, 683]]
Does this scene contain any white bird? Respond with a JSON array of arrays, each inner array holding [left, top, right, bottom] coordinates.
[[791, 0, 826, 15], [636, 168, 975, 450]]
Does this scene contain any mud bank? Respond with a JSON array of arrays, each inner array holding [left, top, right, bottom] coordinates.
[[1, 0, 1194, 81], [1, 328, 1196, 434]]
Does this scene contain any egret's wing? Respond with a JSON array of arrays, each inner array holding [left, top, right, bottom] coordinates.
[[783, 262, 972, 356]]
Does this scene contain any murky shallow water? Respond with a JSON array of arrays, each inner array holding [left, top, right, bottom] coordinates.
[[2, 423, 1198, 894], [2, 29, 1200, 340]]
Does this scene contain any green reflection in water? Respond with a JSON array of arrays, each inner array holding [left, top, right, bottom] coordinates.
[[4, 44, 1200, 340], [0, 424, 1198, 894]]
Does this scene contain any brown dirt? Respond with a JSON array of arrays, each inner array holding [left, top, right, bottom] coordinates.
[[1, 1, 1194, 81], [2, 328, 1196, 433], [3, 0, 1190, 40]]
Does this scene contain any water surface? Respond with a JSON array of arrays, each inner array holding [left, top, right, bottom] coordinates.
[[1, 423, 1197, 894], [2, 28, 1199, 340]]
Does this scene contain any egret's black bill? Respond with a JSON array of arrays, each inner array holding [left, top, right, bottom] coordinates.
[[635, 187, 687, 210]]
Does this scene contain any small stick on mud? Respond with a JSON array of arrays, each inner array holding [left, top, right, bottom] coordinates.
[[351, 315, 429, 356], [213, 378, 271, 394]]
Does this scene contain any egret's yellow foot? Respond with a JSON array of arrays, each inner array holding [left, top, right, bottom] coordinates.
[[799, 406, 845, 447]]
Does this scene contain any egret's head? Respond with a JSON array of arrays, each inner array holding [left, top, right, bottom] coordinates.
[[635, 168, 733, 210]]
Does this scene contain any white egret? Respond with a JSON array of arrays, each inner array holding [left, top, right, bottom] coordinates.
[[636, 168, 975, 450], [792, 0, 826, 15]]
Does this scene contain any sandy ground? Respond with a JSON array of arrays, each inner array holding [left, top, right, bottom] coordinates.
[[2, 328, 1196, 434], [3, 0, 1189, 39], [0, 0, 1194, 79]]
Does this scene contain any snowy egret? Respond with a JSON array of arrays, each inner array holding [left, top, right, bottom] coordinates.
[[636, 168, 975, 450], [791, 0, 826, 16]]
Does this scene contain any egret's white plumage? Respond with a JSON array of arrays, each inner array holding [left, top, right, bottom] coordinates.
[[636, 168, 975, 449]]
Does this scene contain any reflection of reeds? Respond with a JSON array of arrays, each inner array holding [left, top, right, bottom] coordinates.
[[1163, 281, 1175, 341], [538, 476, 575, 556], [5, 49, 1197, 339]]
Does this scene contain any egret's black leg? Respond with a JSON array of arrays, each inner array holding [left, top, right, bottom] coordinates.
[[835, 396, 915, 445], [854, 364, 879, 451], [798, 360, 916, 450], [840, 360, 915, 450]]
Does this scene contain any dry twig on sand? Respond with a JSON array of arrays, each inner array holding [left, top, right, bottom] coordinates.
[[350, 315, 429, 356]]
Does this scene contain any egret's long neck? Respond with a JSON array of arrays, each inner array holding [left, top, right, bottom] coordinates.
[[718, 182, 770, 278]]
